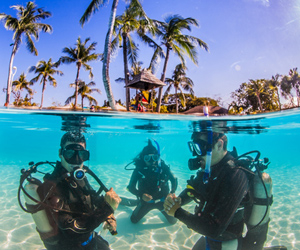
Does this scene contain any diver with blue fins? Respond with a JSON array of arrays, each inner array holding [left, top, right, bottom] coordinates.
[[18, 131, 121, 250], [163, 122, 287, 250], [122, 139, 178, 224]]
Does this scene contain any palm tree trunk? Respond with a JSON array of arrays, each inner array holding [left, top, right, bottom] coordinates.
[[82, 96, 84, 110], [16, 91, 21, 104], [40, 80, 46, 109], [5, 42, 18, 106], [175, 87, 178, 113], [256, 93, 263, 111], [156, 46, 170, 112], [122, 32, 130, 111], [74, 65, 81, 109], [276, 89, 281, 110], [102, 0, 118, 111]]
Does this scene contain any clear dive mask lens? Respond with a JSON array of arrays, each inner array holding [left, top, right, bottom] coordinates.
[[144, 154, 160, 162], [62, 144, 90, 164], [188, 140, 207, 156]]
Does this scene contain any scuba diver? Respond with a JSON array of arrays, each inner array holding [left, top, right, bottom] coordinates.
[[164, 130, 286, 250], [18, 131, 121, 250], [122, 139, 178, 224]]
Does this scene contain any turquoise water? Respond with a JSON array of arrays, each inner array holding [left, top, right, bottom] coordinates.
[[0, 108, 299, 250]]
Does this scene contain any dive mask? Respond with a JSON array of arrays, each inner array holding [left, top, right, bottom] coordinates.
[[144, 154, 160, 162], [188, 139, 208, 156], [62, 144, 90, 164]]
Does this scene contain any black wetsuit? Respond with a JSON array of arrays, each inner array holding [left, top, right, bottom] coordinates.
[[37, 162, 113, 250], [127, 159, 177, 224], [177, 152, 249, 250]]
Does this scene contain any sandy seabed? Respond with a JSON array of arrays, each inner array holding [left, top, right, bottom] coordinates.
[[0, 163, 299, 250]]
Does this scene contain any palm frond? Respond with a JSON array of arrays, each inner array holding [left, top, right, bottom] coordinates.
[[80, 0, 107, 26]]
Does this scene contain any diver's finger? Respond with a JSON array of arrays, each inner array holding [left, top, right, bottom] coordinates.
[[166, 196, 175, 205], [174, 197, 182, 205]]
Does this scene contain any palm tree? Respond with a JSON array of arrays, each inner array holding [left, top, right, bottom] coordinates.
[[80, 0, 119, 111], [164, 64, 194, 113], [0, 1, 52, 106], [153, 15, 209, 112], [29, 58, 63, 109], [111, 0, 152, 111], [66, 80, 101, 110], [287, 68, 300, 106], [12, 72, 34, 104], [268, 74, 282, 110], [248, 79, 268, 111], [59, 37, 101, 109]]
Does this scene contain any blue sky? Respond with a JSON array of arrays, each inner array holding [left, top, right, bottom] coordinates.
[[1, 0, 300, 108]]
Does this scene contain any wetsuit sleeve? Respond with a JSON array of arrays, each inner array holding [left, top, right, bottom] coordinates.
[[174, 168, 249, 239], [127, 169, 142, 197]]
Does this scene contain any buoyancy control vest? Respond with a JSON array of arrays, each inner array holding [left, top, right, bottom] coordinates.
[[185, 148, 273, 241], [18, 161, 117, 239]]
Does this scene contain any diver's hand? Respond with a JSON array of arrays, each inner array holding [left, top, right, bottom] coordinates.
[[142, 193, 153, 202], [105, 188, 121, 211], [103, 214, 117, 232], [163, 193, 181, 217]]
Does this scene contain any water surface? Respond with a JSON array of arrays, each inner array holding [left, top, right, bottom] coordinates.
[[0, 108, 299, 250]]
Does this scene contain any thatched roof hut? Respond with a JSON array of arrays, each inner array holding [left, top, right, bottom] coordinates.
[[127, 69, 166, 91]]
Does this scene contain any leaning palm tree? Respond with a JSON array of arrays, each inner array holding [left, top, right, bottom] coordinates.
[[12, 72, 34, 104], [59, 37, 101, 109], [66, 80, 101, 110], [80, 0, 119, 111], [164, 64, 194, 113], [29, 58, 63, 109], [0, 1, 52, 106], [111, 0, 151, 111], [153, 15, 209, 112]]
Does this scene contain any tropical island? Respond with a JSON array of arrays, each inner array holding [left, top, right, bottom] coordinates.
[[1, 1, 299, 115]]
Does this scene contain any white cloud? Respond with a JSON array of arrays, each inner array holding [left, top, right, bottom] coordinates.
[[245, 0, 270, 7]]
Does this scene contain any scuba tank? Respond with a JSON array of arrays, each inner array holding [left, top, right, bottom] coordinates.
[[246, 172, 273, 228], [234, 151, 275, 250], [23, 179, 53, 233], [235, 152, 273, 232]]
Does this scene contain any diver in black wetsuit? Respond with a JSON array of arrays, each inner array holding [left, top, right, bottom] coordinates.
[[126, 139, 178, 224], [164, 132, 249, 250], [34, 132, 121, 250]]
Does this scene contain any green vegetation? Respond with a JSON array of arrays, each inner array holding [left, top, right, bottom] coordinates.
[[80, 0, 119, 111], [12, 73, 34, 104], [66, 80, 101, 110], [229, 68, 300, 114], [29, 58, 63, 109], [0, 1, 52, 106], [111, 0, 152, 111], [59, 37, 101, 109], [152, 15, 209, 112], [164, 64, 194, 113], [1, 1, 299, 114]]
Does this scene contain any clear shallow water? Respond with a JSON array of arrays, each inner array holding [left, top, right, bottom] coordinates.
[[0, 108, 299, 250]]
